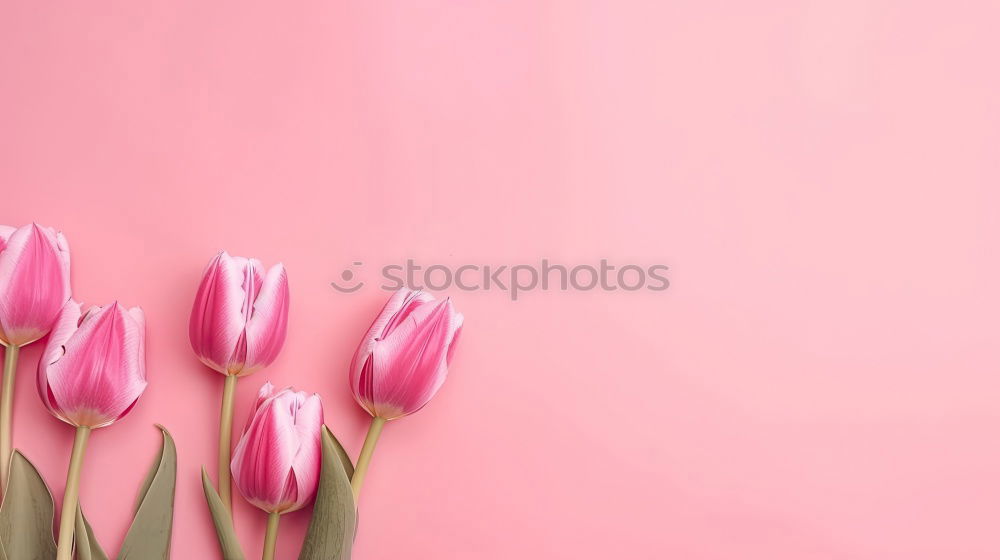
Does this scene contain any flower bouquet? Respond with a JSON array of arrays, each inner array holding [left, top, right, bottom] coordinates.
[[0, 227, 463, 559], [193, 252, 463, 559]]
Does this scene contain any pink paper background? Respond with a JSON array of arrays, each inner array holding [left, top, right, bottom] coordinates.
[[2, 1, 999, 558]]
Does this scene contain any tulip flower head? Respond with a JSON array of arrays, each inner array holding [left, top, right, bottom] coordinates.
[[38, 301, 147, 429], [231, 382, 323, 514], [189, 251, 289, 377], [350, 288, 463, 420], [0, 223, 71, 347]]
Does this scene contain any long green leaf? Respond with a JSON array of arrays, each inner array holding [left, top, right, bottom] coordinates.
[[0, 451, 58, 559], [298, 426, 356, 560], [117, 425, 176, 560], [201, 467, 245, 560], [328, 426, 355, 480], [76, 506, 109, 560]]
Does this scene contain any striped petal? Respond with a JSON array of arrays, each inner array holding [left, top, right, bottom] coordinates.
[[189, 251, 248, 374], [369, 299, 458, 418], [242, 263, 289, 375], [0, 226, 15, 258], [348, 288, 433, 400], [37, 300, 83, 414], [40, 302, 147, 428], [350, 290, 464, 421], [231, 385, 323, 513], [287, 393, 323, 512], [0, 224, 72, 346]]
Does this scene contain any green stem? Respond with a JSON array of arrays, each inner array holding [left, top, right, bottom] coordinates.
[[56, 426, 90, 560], [218, 374, 238, 511], [0, 344, 19, 493], [261, 511, 280, 560], [351, 416, 386, 502]]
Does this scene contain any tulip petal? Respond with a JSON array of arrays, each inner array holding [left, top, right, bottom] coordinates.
[[243, 381, 276, 432], [39, 301, 82, 370], [0, 224, 72, 346], [369, 299, 460, 418], [238, 258, 265, 323], [227, 257, 264, 370], [43, 303, 147, 428], [348, 289, 432, 396], [54, 231, 71, 316], [231, 394, 299, 511], [0, 225, 16, 251], [380, 289, 435, 338], [231, 387, 324, 514], [37, 301, 83, 415], [189, 252, 247, 374], [242, 263, 289, 375], [288, 394, 323, 513]]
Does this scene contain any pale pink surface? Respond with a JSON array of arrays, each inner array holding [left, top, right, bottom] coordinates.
[[0, 2, 998, 559]]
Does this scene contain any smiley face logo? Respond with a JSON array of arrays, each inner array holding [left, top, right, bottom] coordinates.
[[331, 261, 365, 293]]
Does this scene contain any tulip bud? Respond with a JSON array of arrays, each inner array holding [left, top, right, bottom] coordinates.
[[37, 301, 147, 429], [189, 251, 289, 377], [0, 223, 71, 347], [231, 382, 323, 514], [349, 288, 463, 420]]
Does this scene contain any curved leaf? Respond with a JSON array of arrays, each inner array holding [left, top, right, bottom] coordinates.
[[327, 426, 354, 480], [201, 467, 245, 560], [0, 451, 57, 559], [117, 425, 176, 560], [76, 506, 109, 560], [298, 426, 356, 560]]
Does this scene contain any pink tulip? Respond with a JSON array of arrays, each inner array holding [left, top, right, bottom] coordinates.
[[192, 251, 290, 512], [231, 382, 323, 514], [39, 300, 147, 560], [189, 251, 289, 377], [0, 223, 71, 347], [38, 301, 147, 428], [346, 289, 464, 504], [349, 288, 463, 420]]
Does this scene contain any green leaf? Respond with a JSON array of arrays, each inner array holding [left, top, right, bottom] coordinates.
[[327, 426, 355, 480], [298, 426, 357, 560], [117, 425, 176, 560], [76, 506, 109, 560], [201, 467, 245, 560], [0, 450, 58, 560]]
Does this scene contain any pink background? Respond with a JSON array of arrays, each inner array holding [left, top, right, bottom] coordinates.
[[2, 1, 999, 558]]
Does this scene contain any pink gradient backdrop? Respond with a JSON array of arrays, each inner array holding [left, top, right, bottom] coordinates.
[[2, 1, 999, 558]]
